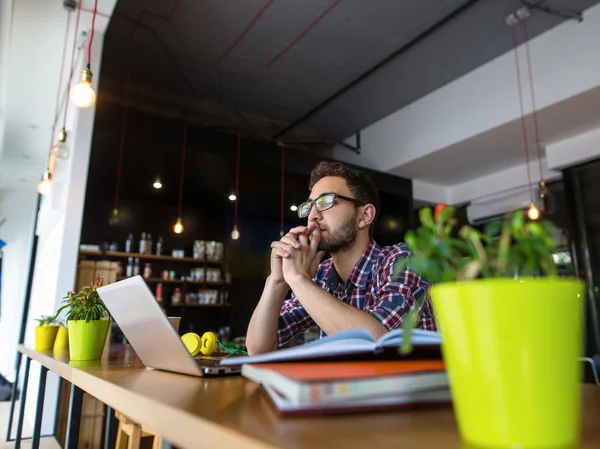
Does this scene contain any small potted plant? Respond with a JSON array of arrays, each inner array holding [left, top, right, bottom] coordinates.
[[55, 277, 111, 361], [403, 205, 584, 449], [34, 315, 59, 351], [53, 321, 69, 352]]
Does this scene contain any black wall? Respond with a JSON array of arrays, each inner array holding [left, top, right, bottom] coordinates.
[[81, 101, 414, 337]]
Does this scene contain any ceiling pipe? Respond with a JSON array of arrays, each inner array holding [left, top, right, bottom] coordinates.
[[272, 0, 482, 141]]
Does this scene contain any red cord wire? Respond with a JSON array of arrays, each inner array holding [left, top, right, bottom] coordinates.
[[64, 1, 82, 128], [88, 0, 98, 64], [178, 121, 188, 218], [280, 145, 285, 234], [234, 135, 241, 226], [511, 25, 533, 202], [267, 0, 341, 67], [522, 19, 544, 181], [47, 10, 71, 173]]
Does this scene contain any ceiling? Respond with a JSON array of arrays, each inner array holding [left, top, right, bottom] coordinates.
[[100, 0, 600, 144], [391, 84, 600, 185]]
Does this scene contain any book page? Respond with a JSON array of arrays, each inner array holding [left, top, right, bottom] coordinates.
[[221, 337, 376, 366], [375, 329, 442, 348]]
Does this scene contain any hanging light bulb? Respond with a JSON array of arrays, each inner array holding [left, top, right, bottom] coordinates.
[[228, 193, 237, 201], [153, 178, 162, 189], [108, 208, 120, 225], [36, 171, 53, 195], [527, 202, 540, 221], [51, 128, 70, 160], [290, 205, 298, 212], [230, 225, 240, 240], [173, 217, 184, 234], [70, 64, 96, 108]]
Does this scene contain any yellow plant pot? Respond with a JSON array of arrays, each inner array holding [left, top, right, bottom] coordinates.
[[53, 326, 69, 351], [35, 325, 59, 351], [430, 278, 584, 449], [68, 320, 110, 361]]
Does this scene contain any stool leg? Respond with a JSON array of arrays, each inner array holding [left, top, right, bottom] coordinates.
[[127, 423, 141, 449], [115, 423, 127, 449]]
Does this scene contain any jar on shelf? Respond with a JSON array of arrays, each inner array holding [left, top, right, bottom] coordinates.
[[115, 261, 124, 277], [172, 288, 182, 305], [143, 263, 152, 279]]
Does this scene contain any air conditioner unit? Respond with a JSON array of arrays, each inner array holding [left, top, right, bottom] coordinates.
[[466, 186, 542, 224]]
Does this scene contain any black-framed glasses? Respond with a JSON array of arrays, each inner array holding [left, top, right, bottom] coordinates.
[[297, 192, 366, 218]]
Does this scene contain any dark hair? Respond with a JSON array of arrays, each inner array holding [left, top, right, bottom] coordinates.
[[308, 161, 380, 235]]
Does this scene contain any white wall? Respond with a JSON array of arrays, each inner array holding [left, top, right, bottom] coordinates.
[[0, 188, 38, 381], [546, 126, 600, 170]]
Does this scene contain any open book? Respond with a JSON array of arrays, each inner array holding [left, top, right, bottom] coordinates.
[[264, 384, 451, 416], [220, 328, 442, 366]]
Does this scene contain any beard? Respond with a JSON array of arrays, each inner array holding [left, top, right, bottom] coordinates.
[[317, 209, 359, 253]]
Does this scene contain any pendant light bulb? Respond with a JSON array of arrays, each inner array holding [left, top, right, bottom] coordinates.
[[173, 217, 184, 234], [51, 128, 70, 160], [153, 178, 162, 189], [36, 171, 53, 195], [228, 193, 237, 201], [527, 202, 540, 221], [230, 225, 240, 240], [108, 208, 120, 225], [70, 65, 96, 108], [290, 205, 298, 212]]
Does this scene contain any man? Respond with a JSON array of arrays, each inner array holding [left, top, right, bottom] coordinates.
[[246, 161, 436, 355]]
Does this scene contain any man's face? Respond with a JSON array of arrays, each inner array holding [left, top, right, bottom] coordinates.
[[307, 176, 360, 253]]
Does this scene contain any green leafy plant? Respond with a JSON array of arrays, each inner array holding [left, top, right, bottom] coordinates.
[[55, 277, 110, 323], [35, 315, 57, 327], [402, 205, 558, 284], [397, 205, 558, 355]]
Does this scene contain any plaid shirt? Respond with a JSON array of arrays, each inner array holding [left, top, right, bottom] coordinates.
[[277, 239, 437, 347]]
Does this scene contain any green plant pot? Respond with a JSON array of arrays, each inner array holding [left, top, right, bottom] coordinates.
[[430, 278, 584, 449], [35, 325, 59, 351], [67, 320, 110, 361]]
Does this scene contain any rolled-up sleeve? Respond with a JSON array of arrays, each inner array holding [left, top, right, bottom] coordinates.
[[277, 293, 316, 347], [366, 249, 436, 331]]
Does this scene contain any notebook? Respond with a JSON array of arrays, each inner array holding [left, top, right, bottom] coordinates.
[[263, 384, 451, 416], [243, 360, 448, 405], [220, 328, 442, 366]]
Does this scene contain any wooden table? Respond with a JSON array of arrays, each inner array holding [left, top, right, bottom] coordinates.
[[13, 345, 600, 449]]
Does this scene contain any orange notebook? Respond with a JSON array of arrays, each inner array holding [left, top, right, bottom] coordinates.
[[243, 360, 447, 406]]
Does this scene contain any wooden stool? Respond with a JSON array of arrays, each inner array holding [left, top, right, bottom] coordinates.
[[115, 411, 162, 449]]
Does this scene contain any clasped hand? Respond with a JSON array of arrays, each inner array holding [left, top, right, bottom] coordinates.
[[270, 222, 325, 284]]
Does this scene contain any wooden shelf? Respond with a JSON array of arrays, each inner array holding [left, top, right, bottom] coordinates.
[[117, 276, 226, 286], [167, 303, 230, 308], [79, 250, 223, 265]]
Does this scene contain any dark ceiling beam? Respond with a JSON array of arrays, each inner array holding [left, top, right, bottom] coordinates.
[[272, 0, 482, 141]]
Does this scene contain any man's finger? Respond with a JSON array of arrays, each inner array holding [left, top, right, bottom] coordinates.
[[271, 248, 290, 259], [280, 235, 301, 249], [288, 226, 308, 235], [310, 226, 321, 251], [271, 241, 295, 255], [316, 250, 325, 261], [298, 233, 309, 247]]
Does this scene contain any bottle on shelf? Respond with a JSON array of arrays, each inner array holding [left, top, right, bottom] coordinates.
[[125, 233, 133, 253], [156, 236, 163, 256], [126, 257, 133, 277], [156, 283, 163, 303], [133, 257, 141, 276], [146, 233, 153, 255], [143, 263, 152, 279], [139, 232, 147, 254], [116, 261, 124, 277]]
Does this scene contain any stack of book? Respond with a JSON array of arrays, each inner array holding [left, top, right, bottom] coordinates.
[[221, 328, 449, 415]]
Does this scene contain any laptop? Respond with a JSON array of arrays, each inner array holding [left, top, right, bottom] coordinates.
[[97, 276, 241, 377]]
